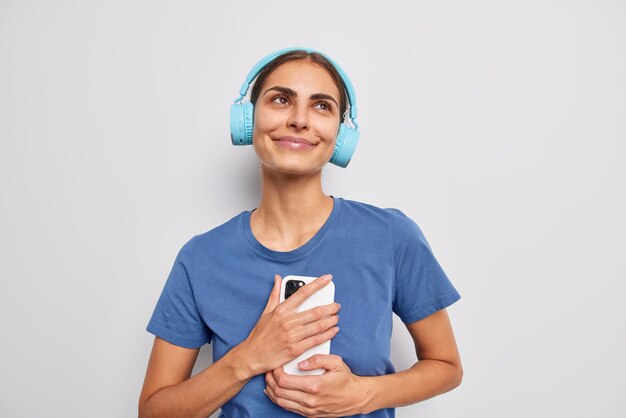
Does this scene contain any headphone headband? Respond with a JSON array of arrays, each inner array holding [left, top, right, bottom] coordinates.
[[233, 47, 358, 127]]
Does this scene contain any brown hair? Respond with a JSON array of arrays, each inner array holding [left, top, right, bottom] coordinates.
[[249, 50, 348, 122]]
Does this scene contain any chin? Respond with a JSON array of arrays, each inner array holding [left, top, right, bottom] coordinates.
[[269, 157, 327, 175]]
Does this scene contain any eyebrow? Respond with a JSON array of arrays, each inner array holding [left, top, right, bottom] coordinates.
[[262, 86, 339, 109]]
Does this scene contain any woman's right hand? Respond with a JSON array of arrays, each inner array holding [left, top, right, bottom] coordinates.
[[238, 274, 341, 376]]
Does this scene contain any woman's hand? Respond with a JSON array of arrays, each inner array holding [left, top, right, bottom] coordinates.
[[263, 354, 371, 417], [238, 274, 341, 377]]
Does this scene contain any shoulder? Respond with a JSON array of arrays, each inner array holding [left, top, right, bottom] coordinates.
[[340, 197, 430, 250], [180, 211, 247, 253], [337, 196, 428, 245], [339, 196, 394, 221], [339, 196, 419, 229]]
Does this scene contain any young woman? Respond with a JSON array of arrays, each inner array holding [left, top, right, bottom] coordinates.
[[139, 48, 463, 418]]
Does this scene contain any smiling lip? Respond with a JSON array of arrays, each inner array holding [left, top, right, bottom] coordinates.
[[275, 136, 315, 146]]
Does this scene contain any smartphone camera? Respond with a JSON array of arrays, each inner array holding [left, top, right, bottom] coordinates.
[[285, 280, 305, 300]]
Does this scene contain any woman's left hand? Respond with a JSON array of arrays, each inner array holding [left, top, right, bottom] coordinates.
[[264, 354, 371, 417]]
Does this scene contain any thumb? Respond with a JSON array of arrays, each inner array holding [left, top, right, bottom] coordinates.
[[263, 274, 282, 314], [297, 354, 343, 372]]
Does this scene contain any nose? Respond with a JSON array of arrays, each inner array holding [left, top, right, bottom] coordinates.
[[287, 102, 309, 130]]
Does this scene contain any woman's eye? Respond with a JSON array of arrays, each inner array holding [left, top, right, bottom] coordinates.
[[272, 96, 289, 105], [315, 101, 332, 111]]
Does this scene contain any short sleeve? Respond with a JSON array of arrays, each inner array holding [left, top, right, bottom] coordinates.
[[146, 236, 212, 348], [390, 209, 461, 324]]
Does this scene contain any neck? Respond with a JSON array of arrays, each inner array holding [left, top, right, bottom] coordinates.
[[250, 164, 334, 249]]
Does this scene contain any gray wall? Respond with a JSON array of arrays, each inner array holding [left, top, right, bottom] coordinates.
[[1, 1, 624, 417]]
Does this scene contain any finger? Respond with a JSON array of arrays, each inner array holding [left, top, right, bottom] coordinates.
[[290, 314, 339, 342], [292, 302, 341, 327], [266, 370, 299, 406], [271, 365, 326, 393], [265, 370, 279, 394], [264, 371, 281, 404], [297, 354, 343, 372], [294, 326, 340, 358], [264, 370, 273, 385], [272, 394, 310, 417], [263, 275, 282, 314], [269, 370, 317, 413], [282, 274, 333, 309], [263, 385, 277, 404], [273, 385, 316, 411]]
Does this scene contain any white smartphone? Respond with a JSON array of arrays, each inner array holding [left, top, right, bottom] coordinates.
[[279, 275, 335, 375]]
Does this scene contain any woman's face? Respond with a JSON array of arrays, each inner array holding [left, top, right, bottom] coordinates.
[[252, 60, 342, 175]]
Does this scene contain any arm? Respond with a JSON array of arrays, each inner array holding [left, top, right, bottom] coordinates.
[[139, 275, 340, 418], [264, 308, 462, 416], [361, 308, 463, 413], [138, 337, 255, 418]]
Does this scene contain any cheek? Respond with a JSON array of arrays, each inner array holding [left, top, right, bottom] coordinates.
[[253, 108, 282, 133], [320, 119, 340, 143]]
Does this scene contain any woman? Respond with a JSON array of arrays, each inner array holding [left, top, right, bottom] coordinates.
[[139, 47, 463, 418]]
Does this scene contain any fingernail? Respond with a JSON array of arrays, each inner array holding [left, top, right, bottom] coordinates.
[[323, 274, 333, 281], [298, 360, 308, 367], [263, 389, 268, 396]]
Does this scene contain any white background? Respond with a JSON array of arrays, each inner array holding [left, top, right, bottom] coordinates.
[[1, 1, 624, 417]]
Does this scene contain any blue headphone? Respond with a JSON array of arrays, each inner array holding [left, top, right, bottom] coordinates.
[[230, 47, 360, 168]]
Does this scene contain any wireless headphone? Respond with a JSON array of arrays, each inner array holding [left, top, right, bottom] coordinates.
[[229, 47, 360, 168]]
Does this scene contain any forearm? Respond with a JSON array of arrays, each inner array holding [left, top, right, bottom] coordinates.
[[139, 343, 256, 418], [360, 359, 462, 414]]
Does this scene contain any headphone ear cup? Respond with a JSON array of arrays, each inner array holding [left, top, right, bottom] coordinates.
[[230, 102, 254, 145], [330, 123, 360, 168], [243, 102, 254, 145]]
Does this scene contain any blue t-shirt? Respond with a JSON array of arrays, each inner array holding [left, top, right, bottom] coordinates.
[[146, 196, 461, 417]]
